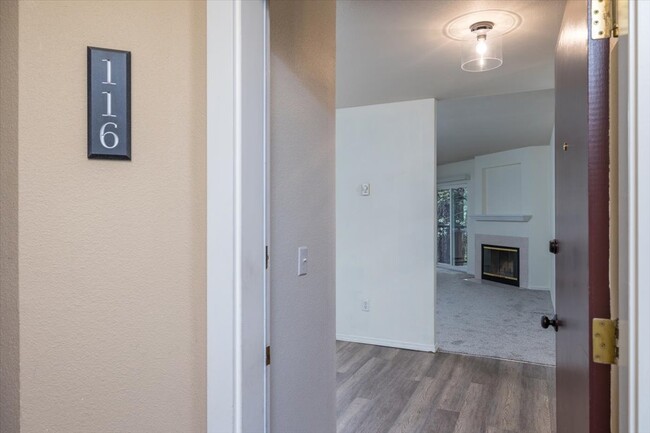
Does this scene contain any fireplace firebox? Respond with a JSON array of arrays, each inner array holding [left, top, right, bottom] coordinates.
[[481, 244, 520, 287]]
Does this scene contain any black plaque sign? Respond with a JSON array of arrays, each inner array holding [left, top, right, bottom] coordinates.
[[87, 47, 131, 159]]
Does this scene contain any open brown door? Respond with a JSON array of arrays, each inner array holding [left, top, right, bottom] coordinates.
[[552, 0, 611, 432]]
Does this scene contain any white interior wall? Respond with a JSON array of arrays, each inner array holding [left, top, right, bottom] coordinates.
[[269, 1, 336, 432], [336, 99, 436, 351], [437, 145, 555, 305], [549, 128, 556, 309], [474, 146, 554, 292]]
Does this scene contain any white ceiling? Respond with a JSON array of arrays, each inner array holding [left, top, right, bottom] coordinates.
[[436, 89, 555, 164], [336, 0, 566, 106], [336, 1, 565, 164]]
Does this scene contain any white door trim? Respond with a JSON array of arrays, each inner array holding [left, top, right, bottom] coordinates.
[[206, 1, 268, 432], [626, 1, 650, 431], [263, 1, 271, 429]]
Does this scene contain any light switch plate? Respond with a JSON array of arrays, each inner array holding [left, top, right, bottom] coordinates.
[[298, 247, 308, 276], [361, 183, 370, 196]]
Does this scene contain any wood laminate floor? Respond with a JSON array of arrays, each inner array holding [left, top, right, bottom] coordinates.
[[336, 341, 556, 433]]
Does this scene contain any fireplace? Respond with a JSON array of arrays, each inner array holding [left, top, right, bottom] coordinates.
[[481, 244, 520, 287]]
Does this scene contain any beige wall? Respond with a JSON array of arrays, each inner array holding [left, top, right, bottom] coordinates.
[[1, 0, 21, 431], [1, 1, 206, 432]]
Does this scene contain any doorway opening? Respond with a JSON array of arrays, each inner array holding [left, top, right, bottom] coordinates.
[[434, 121, 556, 367], [334, 1, 562, 432]]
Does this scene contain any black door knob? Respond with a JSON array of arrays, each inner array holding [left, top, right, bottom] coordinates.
[[541, 314, 559, 332]]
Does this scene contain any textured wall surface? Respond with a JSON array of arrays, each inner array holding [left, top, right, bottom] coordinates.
[[3, 2, 207, 432], [0, 1, 21, 431], [270, 1, 337, 432]]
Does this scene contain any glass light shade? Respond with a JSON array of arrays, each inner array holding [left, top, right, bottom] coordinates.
[[461, 35, 503, 72]]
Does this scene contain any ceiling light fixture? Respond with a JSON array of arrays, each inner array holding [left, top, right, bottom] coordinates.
[[461, 21, 503, 72]]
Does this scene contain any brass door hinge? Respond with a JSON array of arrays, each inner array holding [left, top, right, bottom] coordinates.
[[266, 345, 271, 366], [592, 318, 618, 364], [591, 0, 628, 39]]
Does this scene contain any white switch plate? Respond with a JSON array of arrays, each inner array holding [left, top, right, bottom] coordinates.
[[361, 183, 370, 196], [298, 246, 308, 276], [362, 299, 370, 312]]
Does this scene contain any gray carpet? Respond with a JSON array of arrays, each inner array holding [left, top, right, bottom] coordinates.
[[436, 268, 556, 365]]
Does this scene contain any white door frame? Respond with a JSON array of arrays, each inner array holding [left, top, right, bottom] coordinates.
[[626, 1, 650, 431], [206, 1, 269, 432]]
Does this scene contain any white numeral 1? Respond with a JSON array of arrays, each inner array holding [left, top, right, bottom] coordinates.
[[101, 59, 116, 85], [101, 92, 116, 118]]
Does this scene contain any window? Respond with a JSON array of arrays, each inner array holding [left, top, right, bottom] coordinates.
[[437, 185, 468, 268]]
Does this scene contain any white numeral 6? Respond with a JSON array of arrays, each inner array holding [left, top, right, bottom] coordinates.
[[99, 122, 119, 149]]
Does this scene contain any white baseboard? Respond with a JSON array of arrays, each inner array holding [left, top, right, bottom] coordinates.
[[336, 334, 437, 353], [527, 285, 551, 292]]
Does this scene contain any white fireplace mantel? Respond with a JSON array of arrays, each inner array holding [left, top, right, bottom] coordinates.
[[470, 214, 532, 222]]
